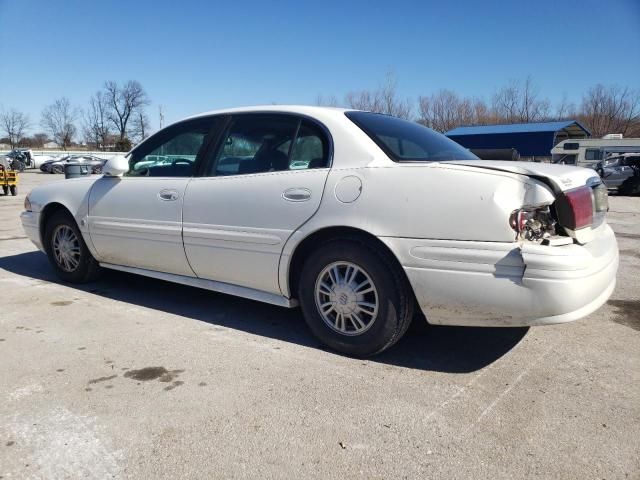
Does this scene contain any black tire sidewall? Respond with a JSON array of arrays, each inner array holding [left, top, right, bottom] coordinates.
[[44, 211, 97, 283], [298, 240, 406, 357]]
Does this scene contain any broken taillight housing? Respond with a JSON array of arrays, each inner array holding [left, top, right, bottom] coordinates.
[[555, 186, 593, 231], [510, 206, 556, 241]]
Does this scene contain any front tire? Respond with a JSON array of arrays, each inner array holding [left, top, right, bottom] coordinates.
[[9, 185, 16, 196], [298, 238, 414, 357], [44, 211, 101, 283]]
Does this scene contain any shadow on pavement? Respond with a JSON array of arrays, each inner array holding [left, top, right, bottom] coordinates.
[[0, 251, 528, 373]]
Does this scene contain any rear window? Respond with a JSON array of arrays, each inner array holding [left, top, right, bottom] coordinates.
[[345, 111, 478, 162]]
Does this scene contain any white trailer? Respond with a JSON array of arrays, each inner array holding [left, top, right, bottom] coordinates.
[[552, 137, 640, 167]]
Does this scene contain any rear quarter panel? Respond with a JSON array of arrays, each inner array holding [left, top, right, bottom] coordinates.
[[279, 162, 555, 296]]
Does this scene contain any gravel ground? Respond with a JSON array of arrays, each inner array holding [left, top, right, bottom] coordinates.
[[1, 171, 639, 479]]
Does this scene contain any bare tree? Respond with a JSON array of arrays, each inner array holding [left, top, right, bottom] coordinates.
[[578, 84, 640, 137], [315, 94, 340, 107], [491, 81, 520, 123], [0, 109, 30, 148], [104, 80, 150, 145], [472, 98, 493, 125], [41, 97, 77, 150], [344, 73, 413, 119], [129, 109, 151, 144], [32, 133, 49, 148], [417, 90, 488, 132], [555, 92, 577, 120], [378, 74, 413, 119], [492, 76, 550, 123], [82, 91, 111, 150], [345, 89, 381, 112]]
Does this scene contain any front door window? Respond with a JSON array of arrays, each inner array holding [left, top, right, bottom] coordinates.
[[127, 117, 219, 177]]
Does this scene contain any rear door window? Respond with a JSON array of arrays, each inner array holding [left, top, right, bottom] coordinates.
[[208, 115, 329, 175]]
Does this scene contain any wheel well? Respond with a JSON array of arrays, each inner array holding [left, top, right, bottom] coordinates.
[[287, 226, 408, 299], [39, 202, 73, 252]]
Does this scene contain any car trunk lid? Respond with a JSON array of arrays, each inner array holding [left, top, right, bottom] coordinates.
[[446, 160, 597, 192]]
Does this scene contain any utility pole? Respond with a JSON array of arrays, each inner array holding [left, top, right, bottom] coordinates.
[[159, 105, 165, 129]]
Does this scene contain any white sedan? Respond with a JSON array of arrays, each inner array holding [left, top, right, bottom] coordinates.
[[20, 106, 618, 356]]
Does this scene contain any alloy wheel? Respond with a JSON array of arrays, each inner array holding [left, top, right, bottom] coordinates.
[[52, 225, 81, 272], [314, 261, 379, 336]]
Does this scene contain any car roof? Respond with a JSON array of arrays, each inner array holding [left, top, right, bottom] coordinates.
[[185, 105, 353, 120], [138, 105, 399, 169]]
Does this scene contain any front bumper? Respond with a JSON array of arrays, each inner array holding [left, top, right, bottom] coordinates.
[[381, 224, 618, 327], [20, 210, 43, 251]]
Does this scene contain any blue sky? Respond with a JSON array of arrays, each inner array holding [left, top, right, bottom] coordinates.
[[1, 0, 639, 133]]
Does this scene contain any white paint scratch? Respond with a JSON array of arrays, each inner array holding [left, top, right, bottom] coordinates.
[[464, 344, 554, 436], [423, 361, 498, 422]]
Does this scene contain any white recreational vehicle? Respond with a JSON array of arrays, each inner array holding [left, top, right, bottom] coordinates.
[[552, 137, 640, 167]]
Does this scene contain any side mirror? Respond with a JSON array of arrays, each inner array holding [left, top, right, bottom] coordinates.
[[103, 155, 129, 177]]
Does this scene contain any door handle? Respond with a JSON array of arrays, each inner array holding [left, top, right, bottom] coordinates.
[[282, 188, 311, 202], [158, 189, 179, 201]]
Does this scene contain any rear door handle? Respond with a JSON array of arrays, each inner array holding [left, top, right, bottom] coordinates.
[[282, 188, 311, 202], [158, 189, 180, 201]]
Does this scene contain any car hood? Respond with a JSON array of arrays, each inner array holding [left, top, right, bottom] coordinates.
[[446, 160, 599, 192]]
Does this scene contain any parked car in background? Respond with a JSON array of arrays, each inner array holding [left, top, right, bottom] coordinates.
[[21, 106, 618, 356], [29, 153, 58, 169], [41, 155, 107, 174], [5, 149, 33, 171], [40, 155, 69, 173], [595, 153, 640, 194]]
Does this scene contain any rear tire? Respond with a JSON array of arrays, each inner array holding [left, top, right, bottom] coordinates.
[[44, 210, 102, 283], [9, 185, 16, 196], [2, 186, 7, 195], [298, 238, 414, 357]]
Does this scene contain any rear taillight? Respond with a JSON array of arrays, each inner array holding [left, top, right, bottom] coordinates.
[[592, 182, 609, 213], [510, 205, 556, 241], [556, 186, 593, 230]]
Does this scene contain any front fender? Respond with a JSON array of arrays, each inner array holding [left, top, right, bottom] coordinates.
[[26, 177, 102, 258]]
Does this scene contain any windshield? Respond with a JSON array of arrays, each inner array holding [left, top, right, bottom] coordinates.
[[345, 111, 478, 162]]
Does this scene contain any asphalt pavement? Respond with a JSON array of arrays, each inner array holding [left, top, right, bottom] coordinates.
[[1, 171, 639, 479]]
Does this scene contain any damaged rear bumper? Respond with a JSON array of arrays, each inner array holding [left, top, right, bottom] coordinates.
[[381, 224, 618, 327]]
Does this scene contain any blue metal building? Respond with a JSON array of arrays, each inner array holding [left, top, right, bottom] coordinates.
[[445, 120, 591, 161]]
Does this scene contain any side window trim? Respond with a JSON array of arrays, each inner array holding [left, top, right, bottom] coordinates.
[[193, 114, 232, 177], [200, 114, 239, 177], [286, 119, 302, 163]]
